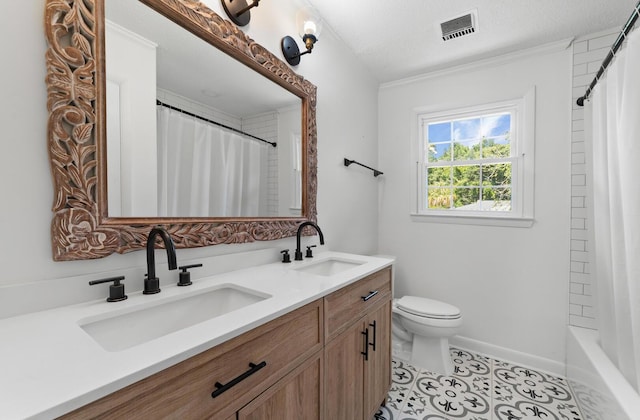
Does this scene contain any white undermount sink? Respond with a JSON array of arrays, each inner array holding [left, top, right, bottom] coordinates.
[[79, 284, 270, 352], [294, 257, 366, 276]]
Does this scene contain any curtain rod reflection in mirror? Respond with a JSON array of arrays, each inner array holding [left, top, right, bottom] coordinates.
[[156, 100, 277, 147]]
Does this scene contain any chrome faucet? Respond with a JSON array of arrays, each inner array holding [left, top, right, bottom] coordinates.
[[144, 227, 177, 294], [295, 221, 324, 261]]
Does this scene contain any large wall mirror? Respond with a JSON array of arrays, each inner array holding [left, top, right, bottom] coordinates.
[[45, 0, 317, 261]]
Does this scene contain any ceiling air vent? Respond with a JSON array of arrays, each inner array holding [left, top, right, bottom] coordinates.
[[440, 11, 477, 41]]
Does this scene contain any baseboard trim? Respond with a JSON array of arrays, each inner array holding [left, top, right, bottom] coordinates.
[[450, 335, 565, 377]]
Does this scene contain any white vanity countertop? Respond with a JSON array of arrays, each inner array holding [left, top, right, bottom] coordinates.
[[0, 251, 393, 420]]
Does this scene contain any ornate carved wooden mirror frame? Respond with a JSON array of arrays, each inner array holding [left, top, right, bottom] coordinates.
[[44, 0, 317, 261]]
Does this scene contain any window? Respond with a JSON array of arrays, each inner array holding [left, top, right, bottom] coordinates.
[[414, 93, 534, 226]]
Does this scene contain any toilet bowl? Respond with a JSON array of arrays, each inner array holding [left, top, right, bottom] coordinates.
[[392, 296, 462, 376]]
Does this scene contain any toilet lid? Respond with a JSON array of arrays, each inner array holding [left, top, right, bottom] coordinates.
[[396, 296, 461, 319]]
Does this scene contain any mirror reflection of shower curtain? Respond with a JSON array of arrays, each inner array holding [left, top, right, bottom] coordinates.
[[157, 106, 268, 217], [587, 26, 640, 392]]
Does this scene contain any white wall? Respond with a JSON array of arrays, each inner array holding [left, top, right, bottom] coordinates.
[[0, 1, 379, 310], [378, 45, 572, 366]]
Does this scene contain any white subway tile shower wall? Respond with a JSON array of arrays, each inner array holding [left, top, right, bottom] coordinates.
[[241, 112, 279, 216], [569, 29, 618, 330]]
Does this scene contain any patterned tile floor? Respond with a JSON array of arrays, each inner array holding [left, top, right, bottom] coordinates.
[[373, 347, 584, 420]]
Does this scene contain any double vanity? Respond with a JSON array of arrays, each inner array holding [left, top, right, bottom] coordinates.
[[0, 252, 393, 419], [34, 0, 395, 417]]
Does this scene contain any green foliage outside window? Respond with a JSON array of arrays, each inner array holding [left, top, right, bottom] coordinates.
[[426, 138, 512, 210]]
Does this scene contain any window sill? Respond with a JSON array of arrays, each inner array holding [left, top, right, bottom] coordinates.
[[410, 213, 535, 228]]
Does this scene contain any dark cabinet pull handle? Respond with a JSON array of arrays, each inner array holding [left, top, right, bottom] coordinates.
[[361, 328, 369, 361], [361, 290, 379, 301], [211, 361, 267, 398], [369, 320, 377, 351]]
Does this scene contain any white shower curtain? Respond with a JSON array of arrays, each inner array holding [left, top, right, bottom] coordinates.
[[587, 26, 640, 391], [157, 106, 268, 217]]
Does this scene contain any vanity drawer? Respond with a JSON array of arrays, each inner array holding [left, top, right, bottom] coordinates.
[[61, 299, 323, 420], [324, 267, 392, 341]]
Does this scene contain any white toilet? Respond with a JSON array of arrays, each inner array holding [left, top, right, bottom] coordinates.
[[392, 296, 463, 376]]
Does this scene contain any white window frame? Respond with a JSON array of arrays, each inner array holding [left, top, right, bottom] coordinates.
[[411, 89, 535, 227]]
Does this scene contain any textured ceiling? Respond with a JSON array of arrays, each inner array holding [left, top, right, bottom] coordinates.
[[305, 0, 639, 82]]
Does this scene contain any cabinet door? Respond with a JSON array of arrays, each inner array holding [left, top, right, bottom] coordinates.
[[363, 299, 392, 419], [324, 320, 366, 420], [238, 351, 322, 420], [61, 300, 322, 420]]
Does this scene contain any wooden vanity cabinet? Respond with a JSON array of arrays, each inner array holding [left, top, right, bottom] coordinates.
[[237, 350, 323, 419], [324, 267, 392, 420], [60, 300, 323, 420], [363, 301, 392, 417], [60, 266, 392, 420]]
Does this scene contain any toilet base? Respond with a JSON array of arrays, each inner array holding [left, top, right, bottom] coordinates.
[[392, 338, 412, 363], [410, 335, 454, 376]]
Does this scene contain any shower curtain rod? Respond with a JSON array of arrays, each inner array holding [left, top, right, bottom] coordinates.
[[156, 100, 277, 147], [576, 0, 640, 106]]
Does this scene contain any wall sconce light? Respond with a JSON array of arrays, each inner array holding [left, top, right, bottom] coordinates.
[[221, 0, 260, 26], [281, 7, 323, 66]]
